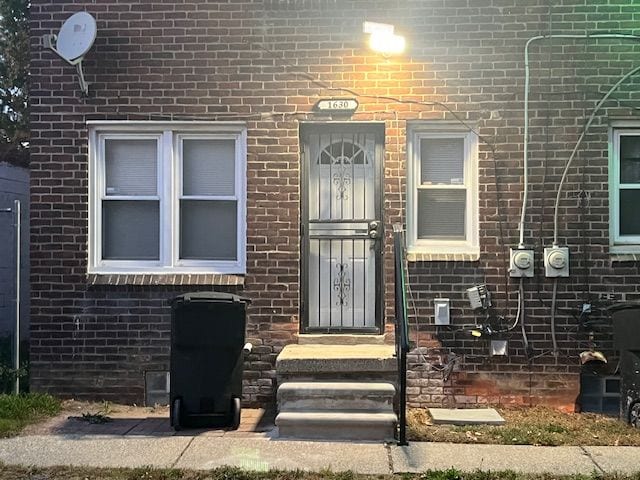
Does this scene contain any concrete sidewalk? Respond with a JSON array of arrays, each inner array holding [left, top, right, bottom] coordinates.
[[0, 435, 639, 474]]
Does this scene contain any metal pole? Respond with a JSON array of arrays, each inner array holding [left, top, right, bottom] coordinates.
[[14, 200, 20, 395]]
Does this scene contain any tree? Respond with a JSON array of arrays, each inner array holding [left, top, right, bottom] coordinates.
[[0, 0, 29, 167]]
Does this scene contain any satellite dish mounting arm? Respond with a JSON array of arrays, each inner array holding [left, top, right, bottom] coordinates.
[[43, 34, 89, 95]]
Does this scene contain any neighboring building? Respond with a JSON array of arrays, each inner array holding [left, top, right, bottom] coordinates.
[[0, 162, 29, 343], [29, 0, 640, 414]]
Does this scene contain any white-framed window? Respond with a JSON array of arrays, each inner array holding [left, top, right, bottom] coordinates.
[[609, 124, 640, 253], [88, 121, 247, 274], [406, 122, 479, 258]]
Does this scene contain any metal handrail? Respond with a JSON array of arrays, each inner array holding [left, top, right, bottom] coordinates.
[[393, 224, 409, 445]]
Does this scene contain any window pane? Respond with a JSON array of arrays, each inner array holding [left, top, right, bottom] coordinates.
[[105, 139, 157, 196], [620, 190, 640, 235], [102, 200, 159, 260], [620, 136, 640, 184], [417, 189, 466, 239], [183, 139, 235, 196], [420, 138, 464, 185], [180, 200, 237, 260]]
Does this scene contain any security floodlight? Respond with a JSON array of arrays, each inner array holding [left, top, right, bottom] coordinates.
[[363, 21, 405, 56]]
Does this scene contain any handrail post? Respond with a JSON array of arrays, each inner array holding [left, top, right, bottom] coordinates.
[[393, 225, 409, 446]]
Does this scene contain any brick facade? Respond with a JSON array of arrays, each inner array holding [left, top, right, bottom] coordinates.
[[30, 0, 640, 409]]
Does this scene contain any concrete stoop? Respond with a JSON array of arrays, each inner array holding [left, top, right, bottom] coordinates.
[[278, 381, 396, 411], [276, 411, 397, 440], [275, 344, 398, 441]]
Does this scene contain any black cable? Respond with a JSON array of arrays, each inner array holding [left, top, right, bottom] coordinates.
[[254, 42, 517, 313], [578, 66, 593, 303], [488, 142, 511, 313], [253, 40, 640, 347]]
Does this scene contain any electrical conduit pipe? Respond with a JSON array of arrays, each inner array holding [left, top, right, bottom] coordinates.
[[519, 33, 640, 247]]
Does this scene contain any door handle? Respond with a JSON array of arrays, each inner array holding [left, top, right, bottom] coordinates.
[[368, 221, 381, 239]]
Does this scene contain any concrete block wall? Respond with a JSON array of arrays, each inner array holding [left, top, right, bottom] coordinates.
[[29, 0, 640, 408]]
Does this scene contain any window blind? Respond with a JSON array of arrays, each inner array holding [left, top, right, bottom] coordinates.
[[417, 189, 466, 239], [102, 200, 160, 260], [180, 200, 237, 260], [420, 138, 464, 185], [105, 139, 157, 196], [183, 139, 235, 196]]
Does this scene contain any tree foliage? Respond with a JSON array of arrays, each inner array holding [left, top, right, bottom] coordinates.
[[0, 0, 29, 166]]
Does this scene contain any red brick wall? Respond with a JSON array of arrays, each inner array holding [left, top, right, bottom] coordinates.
[[29, 0, 640, 408]]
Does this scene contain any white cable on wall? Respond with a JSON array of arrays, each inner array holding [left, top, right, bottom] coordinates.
[[519, 33, 640, 248], [552, 64, 640, 246]]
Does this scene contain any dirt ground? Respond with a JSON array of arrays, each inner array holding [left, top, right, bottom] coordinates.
[[17, 400, 640, 446], [408, 405, 640, 446]]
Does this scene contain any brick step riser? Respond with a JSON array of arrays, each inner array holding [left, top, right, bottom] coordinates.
[[277, 372, 398, 385], [277, 423, 396, 441], [275, 412, 397, 441], [279, 397, 394, 412]]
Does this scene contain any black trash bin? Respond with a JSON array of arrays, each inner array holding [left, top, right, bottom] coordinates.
[[611, 304, 640, 428], [170, 292, 251, 430]]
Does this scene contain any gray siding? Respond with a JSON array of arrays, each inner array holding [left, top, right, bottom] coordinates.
[[0, 162, 29, 340]]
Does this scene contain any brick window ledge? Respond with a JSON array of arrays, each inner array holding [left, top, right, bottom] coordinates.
[[87, 273, 245, 287], [407, 251, 480, 262], [610, 253, 640, 263]]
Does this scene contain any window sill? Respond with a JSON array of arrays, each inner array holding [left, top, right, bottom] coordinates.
[[86, 273, 245, 286], [609, 244, 640, 262], [610, 253, 640, 263], [406, 250, 480, 262]]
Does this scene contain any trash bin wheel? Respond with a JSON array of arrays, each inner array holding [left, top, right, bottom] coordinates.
[[630, 402, 640, 428], [172, 397, 183, 431], [231, 397, 241, 430]]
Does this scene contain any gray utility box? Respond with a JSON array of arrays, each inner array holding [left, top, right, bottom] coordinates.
[[611, 304, 640, 427]]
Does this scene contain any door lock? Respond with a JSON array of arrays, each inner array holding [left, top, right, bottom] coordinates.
[[368, 221, 381, 239]]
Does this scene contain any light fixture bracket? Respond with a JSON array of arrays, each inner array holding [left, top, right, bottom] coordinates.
[[363, 21, 395, 35]]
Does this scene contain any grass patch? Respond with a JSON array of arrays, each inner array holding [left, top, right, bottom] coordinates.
[[0, 466, 639, 480], [408, 406, 640, 446], [0, 393, 61, 437]]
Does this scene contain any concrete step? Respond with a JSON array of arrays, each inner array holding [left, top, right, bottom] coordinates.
[[275, 411, 397, 441], [276, 344, 396, 375], [278, 381, 395, 412]]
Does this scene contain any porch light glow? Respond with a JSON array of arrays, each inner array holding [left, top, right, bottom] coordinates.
[[369, 32, 405, 55], [363, 21, 405, 56]]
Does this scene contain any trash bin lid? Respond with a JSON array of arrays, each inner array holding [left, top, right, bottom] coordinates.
[[172, 291, 250, 306], [608, 302, 640, 313], [610, 303, 640, 351]]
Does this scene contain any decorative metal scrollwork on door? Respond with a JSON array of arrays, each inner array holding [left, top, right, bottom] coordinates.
[[333, 263, 351, 306], [319, 140, 368, 201], [305, 128, 379, 331], [318, 140, 368, 166], [332, 170, 351, 200]]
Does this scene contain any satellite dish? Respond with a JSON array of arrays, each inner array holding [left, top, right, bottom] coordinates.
[[43, 11, 97, 95], [56, 12, 97, 62]]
